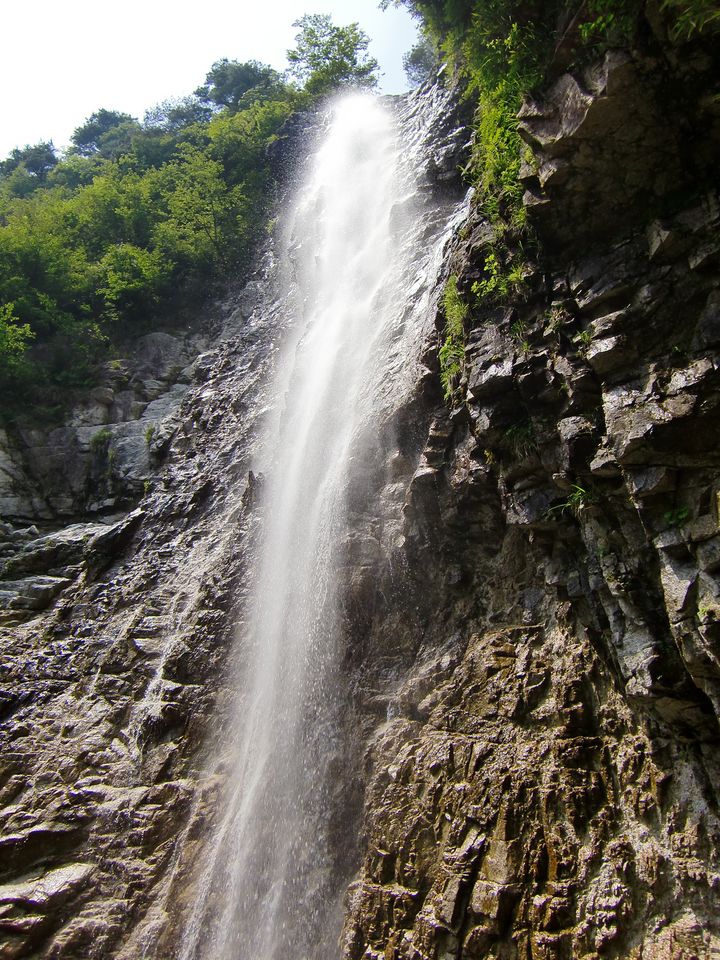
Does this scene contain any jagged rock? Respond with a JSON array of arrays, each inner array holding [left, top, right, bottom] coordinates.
[[0, 44, 718, 960], [518, 50, 708, 254]]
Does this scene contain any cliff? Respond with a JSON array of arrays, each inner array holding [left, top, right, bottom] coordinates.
[[0, 16, 719, 960], [342, 32, 720, 960]]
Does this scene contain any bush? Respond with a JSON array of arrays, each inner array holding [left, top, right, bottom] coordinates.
[[439, 275, 467, 399]]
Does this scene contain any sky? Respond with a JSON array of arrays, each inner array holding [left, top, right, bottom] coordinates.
[[0, 0, 419, 158]]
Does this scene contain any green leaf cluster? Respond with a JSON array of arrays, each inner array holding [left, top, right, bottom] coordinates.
[[0, 69, 296, 412], [0, 13, 383, 416], [439, 274, 468, 400], [287, 14, 379, 98], [661, 0, 720, 37]]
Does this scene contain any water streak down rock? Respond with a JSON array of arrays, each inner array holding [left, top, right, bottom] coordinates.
[[0, 83, 467, 959], [176, 91, 467, 960]]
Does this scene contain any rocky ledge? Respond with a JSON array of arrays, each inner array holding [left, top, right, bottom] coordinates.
[[342, 42, 720, 960]]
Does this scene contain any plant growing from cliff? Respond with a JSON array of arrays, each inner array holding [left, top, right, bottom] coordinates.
[[388, 0, 564, 226], [662, 0, 719, 37], [664, 505, 690, 528], [697, 602, 719, 622], [503, 420, 536, 458], [573, 328, 593, 355], [471, 249, 527, 303], [105, 446, 117, 479], [439, 274, 467, 401], [544, 304, 570, 337], [90, 428, 112, 451], [578, 0, 644, 44], [509, 317, 531, 354], [547, 483, 599, 519], [510, 318, 526, 339]]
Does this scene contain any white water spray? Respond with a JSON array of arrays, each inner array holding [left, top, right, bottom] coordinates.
[[179, 90, 467, 960]]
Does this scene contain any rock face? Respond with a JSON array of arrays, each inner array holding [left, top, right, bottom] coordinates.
[[0, 329, 214, 520], [0, 41, 719, 960], [342, 45, 720, 960], [0, 259, 287, 957]]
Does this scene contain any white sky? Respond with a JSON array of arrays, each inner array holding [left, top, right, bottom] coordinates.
[[0, 0, 419, 158]]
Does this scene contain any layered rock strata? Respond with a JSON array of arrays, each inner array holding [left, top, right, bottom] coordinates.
[[342, 43, 720, 960]]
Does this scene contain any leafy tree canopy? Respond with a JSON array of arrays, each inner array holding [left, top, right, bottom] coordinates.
[[0, 303, 34, 378], [71, 109, 139, 157], [0, 10, 393, 416], [287, 14, 379, 97], [195, 59, 284, 112], [144, 96, 213, 131], [0, 142, 58, 181], [402, 36, 439, 86]]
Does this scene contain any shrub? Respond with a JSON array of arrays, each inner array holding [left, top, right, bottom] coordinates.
[[439, 275, 468, 400]]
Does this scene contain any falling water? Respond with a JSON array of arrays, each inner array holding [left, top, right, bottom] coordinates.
[[179, 89, 468, 960]]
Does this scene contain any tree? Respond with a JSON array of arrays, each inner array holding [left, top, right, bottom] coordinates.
[[402, 36, 439, 86], [378, 0, 474, 37], [144, 96, 213, 131], [195, 60, 284, 113], [0, 302, 34, 375], [0, 142, 58, 182], [47, 154, 104, 189], [94, 243, 167, 320], [71, 109, 138, 156], [154, 146, 247, 267], [286, 14, 379, 97]]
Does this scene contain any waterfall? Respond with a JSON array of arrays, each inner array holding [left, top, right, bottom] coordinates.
[[178, 88, 468, 960]]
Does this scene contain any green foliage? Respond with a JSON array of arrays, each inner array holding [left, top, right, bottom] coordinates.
[[664, 505, 690, 527], [439, 274, 467, 399], [71, 109, 140, 158], [90, 427, 112, 450], [573, 328, 593, 352], [547, 483, 599, 519], [471, 249, 526, 302], [287, 14, 379, 98], [195, 60, 284, 112], [0, 302, 34, 374], [0, 13, 385, 418], [0, 67, 295, 415], [578, 0, 643, 43], [503, 420, 536, 457], [144, 96, 213, 131], [95, 243, 167, 321], [662, 0, 720, 37], [380, 0, 644, 230], [403, 36, 439, 86], [457, 11, 556, 226], [382, 0, 557, 223], [0, 142, 58, 196]]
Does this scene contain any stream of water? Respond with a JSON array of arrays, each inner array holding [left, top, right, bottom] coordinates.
[[179, 87, 467, 960]]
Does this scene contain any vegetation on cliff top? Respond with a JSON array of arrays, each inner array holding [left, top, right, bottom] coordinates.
[[382, 0, 718, 400], [0, 14, 379, 418]]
